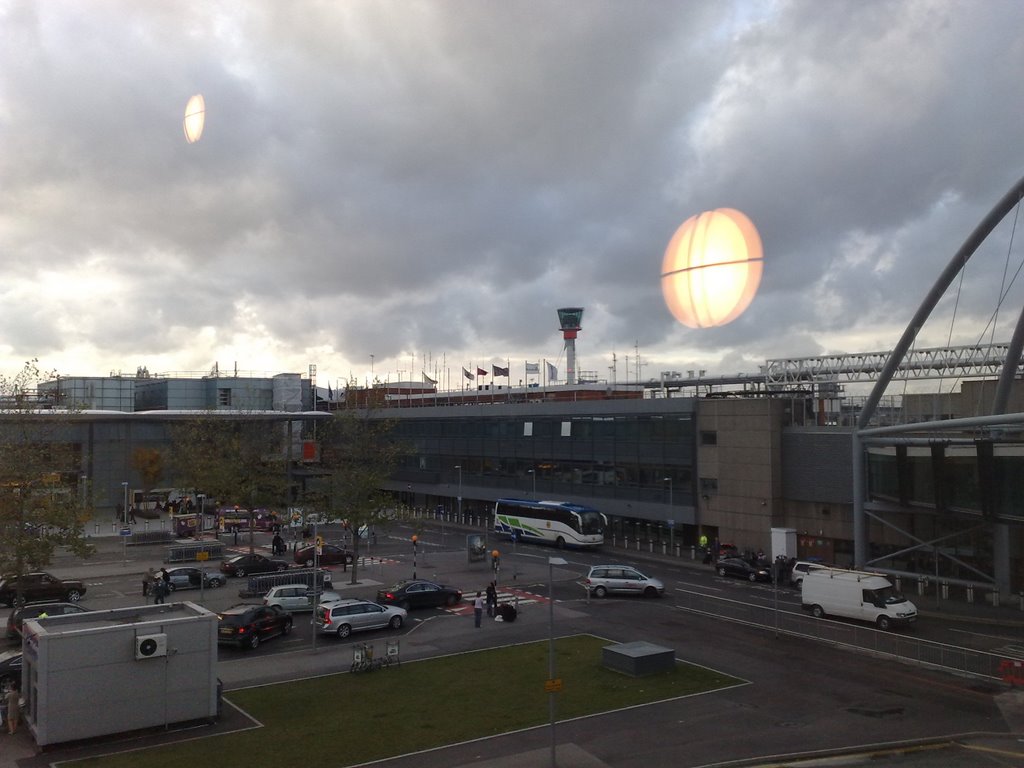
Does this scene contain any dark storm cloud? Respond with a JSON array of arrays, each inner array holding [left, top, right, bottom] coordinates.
[[1, 0, 1023, 383]]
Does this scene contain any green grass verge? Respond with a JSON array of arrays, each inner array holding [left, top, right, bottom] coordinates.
[[70, 635, 739, 768]]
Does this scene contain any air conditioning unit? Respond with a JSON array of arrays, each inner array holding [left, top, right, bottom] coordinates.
[[135, 633, 168, 660]]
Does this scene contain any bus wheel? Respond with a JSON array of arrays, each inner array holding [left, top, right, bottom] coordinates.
[[555, 536, 565, 548]]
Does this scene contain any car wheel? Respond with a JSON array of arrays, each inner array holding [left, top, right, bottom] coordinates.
[[877, 615, 892, 631], [555, 536, 566, 549], [445, 594, 458, 606], [717, 566, 727, 577], [593, 585, 608, 598], [643, 586, 659, 598], [209, 578, 222, 589], [336, 624, 352, 639], [748, 572, 757, 582], [236, 568, 246, 578], [399, 600, 411, 611], [304, 558, 314, 567], [276, 564, 288, 572], [65, 589, 82, 602], [167, 583, 177, 592], [282, 620, 293, 635], [811, 605, 826, 619], [388, 615, 403, 630], [247, 633, 260, 650]]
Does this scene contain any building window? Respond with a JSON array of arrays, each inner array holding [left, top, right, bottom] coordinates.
[[700, 430, 717, 446], [218, 388, 231, 407]]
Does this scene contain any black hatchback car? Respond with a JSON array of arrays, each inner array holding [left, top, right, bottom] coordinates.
[[716, 556, 772, 582], [376, 580, 463, 611], [217, 604, 293, 650]]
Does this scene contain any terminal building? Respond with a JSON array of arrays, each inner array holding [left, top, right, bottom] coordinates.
[[8, 335, 1022, 598]]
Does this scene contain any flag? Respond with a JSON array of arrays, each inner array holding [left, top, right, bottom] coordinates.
[[546, 361, 558, 380], [493, 364, 509, 377], [476, 367, 488, 377], [463, 367, 474, 380], [422, 372, 437, 385], [327, 383, 333, 400], [525, 362, 540, 374]]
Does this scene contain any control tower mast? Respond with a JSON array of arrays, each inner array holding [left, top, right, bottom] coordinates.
[[557, 307, 584, 385]]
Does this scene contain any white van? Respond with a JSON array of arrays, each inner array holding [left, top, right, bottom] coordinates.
[[801, 568, 917, 630]]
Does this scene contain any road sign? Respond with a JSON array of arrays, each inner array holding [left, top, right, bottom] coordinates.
[[119, 527, 132, 536], [544, 678, 563, 692]]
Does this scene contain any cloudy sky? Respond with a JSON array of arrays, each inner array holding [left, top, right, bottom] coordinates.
[[3, 0, 1024, 392]]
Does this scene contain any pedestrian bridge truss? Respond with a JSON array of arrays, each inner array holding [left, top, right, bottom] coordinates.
[[764, 342, 1016, 389]]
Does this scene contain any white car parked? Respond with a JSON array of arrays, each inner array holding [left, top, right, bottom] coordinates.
[[263, 584, 342, 612], [789, 560, 829, 588]]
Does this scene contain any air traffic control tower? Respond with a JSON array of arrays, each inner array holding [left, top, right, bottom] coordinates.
[[557, 307, 584, 385]]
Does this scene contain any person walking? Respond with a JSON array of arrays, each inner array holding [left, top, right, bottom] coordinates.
[[485, 581, 498, 618], [473, 591, 485, 628], [6, 680, 20, 734], [153, 576, 167, 604]]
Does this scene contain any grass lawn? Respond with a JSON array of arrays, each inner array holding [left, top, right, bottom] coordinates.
[[70, 634, 740, 768]]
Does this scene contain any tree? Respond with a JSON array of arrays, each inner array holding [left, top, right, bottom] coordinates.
[[0, 360, 94, 603], [310, 408, 402, 585], [168, 412, 290, 552], [131, 446, 165, 494]]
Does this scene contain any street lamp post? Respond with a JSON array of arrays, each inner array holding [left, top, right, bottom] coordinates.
[[455, 465, 462, 522], [121, 482, 129, 567], [663, 477, 674, 552], [548, 555, 568, 768], [412, 535, 418, 579]]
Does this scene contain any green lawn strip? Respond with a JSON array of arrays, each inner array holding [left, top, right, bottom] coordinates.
[[69, 635, 739, 768]]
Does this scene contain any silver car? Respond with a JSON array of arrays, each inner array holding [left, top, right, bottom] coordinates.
[[263, 584, 342, 612], [584, 565, 664, 598], [314, 599, 407, 638]]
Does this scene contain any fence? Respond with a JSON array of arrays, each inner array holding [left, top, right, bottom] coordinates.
[[673, 588, 1013, 682], [239, 567, 332, 598], [164, 541, 225, 563]]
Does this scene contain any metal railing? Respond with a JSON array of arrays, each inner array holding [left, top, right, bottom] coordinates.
[[673, 588, 1015, 681]]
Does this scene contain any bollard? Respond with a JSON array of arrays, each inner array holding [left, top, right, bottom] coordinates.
[[649, 540, 654, 553], [992, 590, 1001, 608], [917, 576, 926, 596], [661, 542, 666, 556], [691, 545, 696, 561], [94, 523, 100, 534], [636, 538, 641, 552], [966, 585, 974, 603], [894, 576, 901, 592], [941, 581, 949, 600], [676, 543, 681, 558]]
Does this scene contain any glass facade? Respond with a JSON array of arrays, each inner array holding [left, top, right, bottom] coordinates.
[[387, 410, 696, 508]]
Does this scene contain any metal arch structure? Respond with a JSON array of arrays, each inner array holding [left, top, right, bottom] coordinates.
[[852, 173, 1024, 591]]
